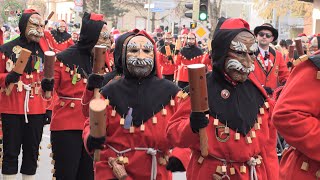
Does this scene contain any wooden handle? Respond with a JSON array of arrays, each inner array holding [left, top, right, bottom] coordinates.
[[93, 88, 100, 99], [93, 46, 107, 74], [44, 51, 56, 79], [13, 48, 32, 74], [165, 46, 172, 56], [94, 149, 101, 162], [47, 11, 54, 20], [199, 128, 208, 157], [45, 91, 52, 99], [295, 39, 304, 56]]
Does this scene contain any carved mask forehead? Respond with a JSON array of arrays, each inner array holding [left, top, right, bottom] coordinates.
[[126, 35, 155, 78], [25, 14, 44, 43], [96, 24, 112, 49], [230, 31, 256, 52]]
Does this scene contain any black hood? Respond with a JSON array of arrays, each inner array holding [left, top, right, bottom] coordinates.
[[211, 18, 253, 74], [50, 29, 71, 43], [0, 9, 45, 74], [100, 29, 180, 126], [56, 12, 106, 77], [180, 45, 203, 60]]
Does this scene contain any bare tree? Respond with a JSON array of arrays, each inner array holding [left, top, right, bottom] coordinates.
[[209, 0, 223, 38]]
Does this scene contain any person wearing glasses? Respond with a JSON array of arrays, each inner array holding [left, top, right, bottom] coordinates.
[[252, 23, 289, 96], [174, 33, 204, 88]]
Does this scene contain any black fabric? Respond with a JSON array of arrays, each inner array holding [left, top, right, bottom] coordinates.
[[41, 78, 54, 92], [166, 157, 186, 172], [263, 86, 274, 95], [163, 74, 174, 81], [86, 135, 105, 152], [254, 24, 278, 42], [317, 36, 320, 49], [87, 74, 104, 90], [50, 29, 71, 43], [159, 44, 175, 55], [101, 76, 180, 126], [1, 114, 45, 175], [44, 110, 52, 125], [51, 130, 94, 180], [56, 12, 105, 77], [190, 112, 209, 133], [309, 54, 320, 68], [206, 70, 265, 135], [102, 70, 121, 86], [180, 45, 203, 60], [5, 71, 21, 86], [178, 81, 189, 89], [287, 61, 293, 68], [0, 11, 45, 74]]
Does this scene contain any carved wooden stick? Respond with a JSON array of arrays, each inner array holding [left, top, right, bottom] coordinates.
[[295, 39, 304, 56], [188, 64, 209, 157], [6, 48, 32, 96], [44, 51, 56, 99], [288, 45, 295, 60], [89, 99, 107, 162], [92, 45, 106, 99]]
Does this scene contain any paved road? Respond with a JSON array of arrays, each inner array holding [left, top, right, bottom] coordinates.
[[0, 125, 186, 180]]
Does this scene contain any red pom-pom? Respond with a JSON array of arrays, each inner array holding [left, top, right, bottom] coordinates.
[[220, 18, 250, 30], [90, 13, 104, 21], [23, 9, 38, 14]]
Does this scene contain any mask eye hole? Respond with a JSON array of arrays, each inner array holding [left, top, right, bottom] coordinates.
[[143, 49, 151, 53], [129, 49, 139, 53]]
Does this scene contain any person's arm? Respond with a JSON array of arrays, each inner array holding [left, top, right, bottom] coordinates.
[[272, 61, 320, 161]]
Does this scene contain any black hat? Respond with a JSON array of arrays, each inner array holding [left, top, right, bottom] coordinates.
[[254, 23, 278, 42]]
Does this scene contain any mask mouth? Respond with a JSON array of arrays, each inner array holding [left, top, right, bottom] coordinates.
[[226, 59, 255, 74], [127, 57, 153, 66]]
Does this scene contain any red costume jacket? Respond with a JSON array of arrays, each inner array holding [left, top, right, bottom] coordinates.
[[157, 51, 176, 75], [166, 74, 279, 180], [253, 49, 289, 90], [83, 92, 190, 180], [175, 54, 203, 82], [272, 60, 320, 180], [0, 37, 50, 115], [201, 52, 213, 71], [45, 30, 74, 53], [50, 61, 88, 131]]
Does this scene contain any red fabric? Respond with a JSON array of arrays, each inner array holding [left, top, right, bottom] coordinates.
[[50, 61, 88, 131], [166, 74, 279, 180], [272, 60, 320, 179], [157, 52, 176, 75], [220, 18, 250, 30], [170, 147, 191, 170], [0, 29, 3, 45], [82, 94, 183, 180], [0, 37, 50, 114], [253, 50, 289, 90], [201, 53, 212, 71], [298, 33, 307, 37], [175, 54, 204, 82], [90, 13, 104, 21], [23, 9, 37, 14], [44, 30, 74, 53], [81, 89, 94, 118]]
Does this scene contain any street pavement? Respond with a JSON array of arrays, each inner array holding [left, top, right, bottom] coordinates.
[[0, 125, 186, 180]]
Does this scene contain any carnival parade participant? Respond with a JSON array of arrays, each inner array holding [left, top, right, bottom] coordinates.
[[175, 33, 204, 88], [0, 9, 50, 180], [272, 52, 320, 179], [252, 23, 289, 96], [83, 29, 190, 179], [41, 12, 109, 180], [45, 20, 74, 53], [157, 32, 176, 81], [166, 18, 279, 180]]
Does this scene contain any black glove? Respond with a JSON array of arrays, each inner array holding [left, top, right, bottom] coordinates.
[[190, 112, 209, 133], [87, 135, 105, 152], [5, 71, 21, 86], [87, 74, 104, 91], [166, 157, 185, 172], [174, 50, 180, 55], [263, 86, 274, 95], [41, 79, 54, 92], [167, 55, 173, 61], [287, 61, 293, 68], [44, 110, 52, 125], [45, 20, 49, 26]]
